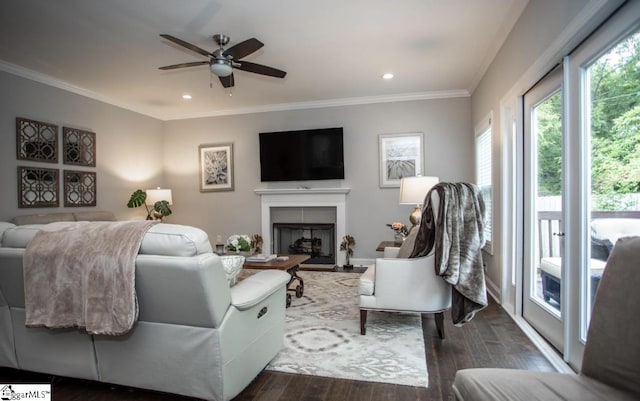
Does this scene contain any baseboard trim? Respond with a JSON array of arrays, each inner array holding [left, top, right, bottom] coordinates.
[[485, 276, 501, 304], [508, 314, 574, 374], [484, 277, 572, 373], [351, 258, 374, 267]]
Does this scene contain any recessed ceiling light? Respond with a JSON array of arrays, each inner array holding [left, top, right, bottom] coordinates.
[[382, 73, 394, 80], [182, 94, 192, 100]]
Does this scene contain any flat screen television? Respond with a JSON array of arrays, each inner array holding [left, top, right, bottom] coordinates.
[[259, 127, 345, 182]]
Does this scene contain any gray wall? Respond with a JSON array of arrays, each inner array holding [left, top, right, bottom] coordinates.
[[0, 71, 164, 222], [471, 0, 624, 296], [0, 69, 472, 261], [163, 97, 473, 260]]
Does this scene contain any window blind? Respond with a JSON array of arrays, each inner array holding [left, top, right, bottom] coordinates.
[[476, 125, 492, 244]]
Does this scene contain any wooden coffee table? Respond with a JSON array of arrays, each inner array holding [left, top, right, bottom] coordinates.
[[243, 254, 311, 307]]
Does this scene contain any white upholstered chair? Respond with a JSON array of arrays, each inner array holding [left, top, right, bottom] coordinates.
[[358, 191, 452, 337]]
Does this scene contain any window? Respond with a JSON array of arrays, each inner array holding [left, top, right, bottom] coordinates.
[[476, 113, 493, 253]]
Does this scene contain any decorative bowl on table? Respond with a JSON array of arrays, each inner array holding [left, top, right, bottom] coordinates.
[[220, 255, 245, 286]]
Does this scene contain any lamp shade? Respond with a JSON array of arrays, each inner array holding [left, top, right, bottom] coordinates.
[[210, 60, 233, 77], [399, 176, 439, 205], [146, 188, 172, 205]]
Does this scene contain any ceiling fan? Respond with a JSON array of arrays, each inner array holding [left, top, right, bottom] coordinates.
[[158, 34, 287, 88]]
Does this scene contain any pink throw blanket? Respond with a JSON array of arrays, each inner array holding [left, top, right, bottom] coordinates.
[[24, 220, 157, 335]]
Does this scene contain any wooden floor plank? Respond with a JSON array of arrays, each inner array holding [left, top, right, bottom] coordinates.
[[346, 380, 374, 401], [276, 373, 311, 401], [0, 298, 556, 401], [247, 372, 293, 401], [324, 378, 352, 401], [296, 375, 332, 401]]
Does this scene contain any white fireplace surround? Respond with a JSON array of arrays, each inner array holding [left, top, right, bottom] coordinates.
[[255, 188, 350, 266]]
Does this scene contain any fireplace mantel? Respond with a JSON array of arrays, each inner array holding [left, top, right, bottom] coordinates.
[[254, 188, 350, 196], [256, 188, 350, 266]]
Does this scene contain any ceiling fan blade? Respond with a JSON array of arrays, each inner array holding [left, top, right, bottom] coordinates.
[[219, 73, 235, 88], [223, 38, 264, 60], [234, 61, 287, 78], [160, 34, 212, 57], [158, 61, 209, 70]]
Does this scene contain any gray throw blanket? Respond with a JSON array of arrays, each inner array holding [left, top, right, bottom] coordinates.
[[410, 182, 487, 325], [24, 220, 157, 335]]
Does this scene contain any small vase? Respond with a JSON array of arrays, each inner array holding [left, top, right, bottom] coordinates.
[[394, 232, 405, 242]]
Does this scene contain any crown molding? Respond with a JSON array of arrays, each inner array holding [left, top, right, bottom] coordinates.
[[0, 59, 165, 120], [1, 59, 469, 121]]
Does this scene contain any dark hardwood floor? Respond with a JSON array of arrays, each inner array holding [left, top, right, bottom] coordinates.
[[0, 298, 556, 401]]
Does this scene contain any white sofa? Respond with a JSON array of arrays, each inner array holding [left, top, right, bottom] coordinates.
[[0, 220, 290, 401]]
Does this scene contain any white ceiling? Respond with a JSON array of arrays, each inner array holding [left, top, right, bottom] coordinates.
[[0, 0, 528, 121]]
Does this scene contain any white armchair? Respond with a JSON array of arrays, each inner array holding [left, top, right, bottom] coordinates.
[[359, 191, 452, 337]]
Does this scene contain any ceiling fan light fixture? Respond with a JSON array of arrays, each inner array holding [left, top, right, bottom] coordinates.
[[159, 34, 286, 89], [210, 60, 233, 77]]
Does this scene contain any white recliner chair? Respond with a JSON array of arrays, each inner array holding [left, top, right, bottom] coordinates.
[[358, 190, 452, 337]]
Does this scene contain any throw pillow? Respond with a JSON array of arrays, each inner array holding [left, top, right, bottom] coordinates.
[[220, 255, 245, 286], [397, 226, 418, 258]]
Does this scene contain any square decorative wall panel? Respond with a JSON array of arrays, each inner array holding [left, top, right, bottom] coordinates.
[[18, 166, 59, 208], [64, 170, 97, 207], [16, 118, 58, 163], [63, 127, 96, 166]]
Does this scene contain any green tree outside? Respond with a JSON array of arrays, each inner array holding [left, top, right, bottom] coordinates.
[[536, 31, 640, 210]]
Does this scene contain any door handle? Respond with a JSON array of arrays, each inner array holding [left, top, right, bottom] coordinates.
[[553, 232, 565, 237]]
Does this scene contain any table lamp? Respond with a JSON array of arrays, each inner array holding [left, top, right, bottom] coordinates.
[[146, 187, 173, 220], [399, 176, 439, 228]]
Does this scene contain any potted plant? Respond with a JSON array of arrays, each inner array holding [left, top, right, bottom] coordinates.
[[127, 189, 172, 220], [226, 234, 252, 255], [251, 234, 264, 254], [386, 221, 409, 242], [340, 235, 355, 269]]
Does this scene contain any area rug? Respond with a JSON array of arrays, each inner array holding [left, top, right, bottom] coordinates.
[[265, 271, 428, 387]]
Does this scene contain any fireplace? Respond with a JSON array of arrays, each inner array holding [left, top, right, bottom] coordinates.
[[273, 223, 336, 265], [255, 188, 350, 266]]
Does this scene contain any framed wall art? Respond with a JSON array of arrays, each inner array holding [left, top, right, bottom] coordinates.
[[16, 117, 58, 163], [378, 133, 424, 188], [199, 143, 234, 192], [63, 127, 96, 167], [63, 170, 97, 207], [18, 166, 59, 208]]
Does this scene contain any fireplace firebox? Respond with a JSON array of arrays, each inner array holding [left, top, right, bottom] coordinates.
[[273, 223, 335, 266]]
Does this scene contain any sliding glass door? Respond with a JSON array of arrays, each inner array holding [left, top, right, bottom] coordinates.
[[518, 2, 640, 368], [523, 67, 564, 351], [564, 5, 640, 368]]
